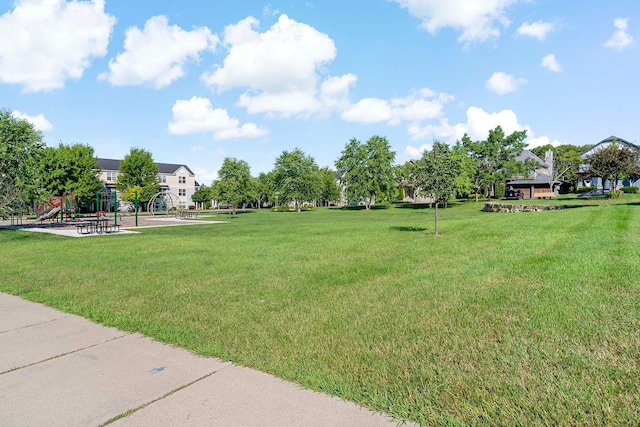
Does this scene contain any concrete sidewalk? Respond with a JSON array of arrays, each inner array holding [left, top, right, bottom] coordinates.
[[0, 293, 410, 426]]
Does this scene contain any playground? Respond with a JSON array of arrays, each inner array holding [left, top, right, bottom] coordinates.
[[1, 190, 225, 237], [0, 215, 225, 237]]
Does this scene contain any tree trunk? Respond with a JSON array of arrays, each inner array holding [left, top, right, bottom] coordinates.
[[434, 201, 439, 236]]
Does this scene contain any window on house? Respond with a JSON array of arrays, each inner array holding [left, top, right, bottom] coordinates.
[[178, 189, 186, 197], [106, 171, 118, 182], [158, 174, 167, 183], [178, 176, 186, 184]]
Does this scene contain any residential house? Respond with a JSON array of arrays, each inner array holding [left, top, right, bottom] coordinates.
[[96, 158, 199, 209], [578, 135, 640, 190], [505, 150, 557, 199]]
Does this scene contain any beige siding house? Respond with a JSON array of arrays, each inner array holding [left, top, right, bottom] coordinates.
[[97, 158, 199, 208]]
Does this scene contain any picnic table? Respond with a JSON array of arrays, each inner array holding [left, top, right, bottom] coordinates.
[[76, 218, 120, 234]]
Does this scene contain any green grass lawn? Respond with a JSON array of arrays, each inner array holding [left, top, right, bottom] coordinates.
[[1, 197, 639, 425]]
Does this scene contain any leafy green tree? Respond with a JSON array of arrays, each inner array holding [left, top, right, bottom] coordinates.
[[116, 147, 160, 205], [531, 144, 591, 191], [0, 109, 45, 215], [463, 126, 527, 200], [36, 143, 103, 206], [335, 135, 396, 210], [585, 142, 640, 195], [318, 167, 341, 206], [191, 184, 212, 209], [272, 148, 321, 212], [451, 141, 476, 198], [215, 157, 252, 214], [412, 141, 459, 235], [246, 172, 273, 209]]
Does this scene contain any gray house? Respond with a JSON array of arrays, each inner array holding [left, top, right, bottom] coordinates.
[[578, 135, 640, 190]]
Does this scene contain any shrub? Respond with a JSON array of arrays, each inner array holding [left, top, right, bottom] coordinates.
[[271, 205, 291, 212], [577, 186, 597, 193], [620, 186, 638, 194], [606, 190, 622, 199], [302, 204, 315, 210]]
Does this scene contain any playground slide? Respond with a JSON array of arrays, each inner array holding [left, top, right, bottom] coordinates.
[[38, 206, 61, 221]]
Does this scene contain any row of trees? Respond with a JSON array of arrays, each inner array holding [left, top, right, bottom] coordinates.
[[0, 108, 164, 215], [192, 151, 342, 213], [4, 106, 639, 223]]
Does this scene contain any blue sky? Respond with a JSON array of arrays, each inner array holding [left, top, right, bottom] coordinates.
[[1, 0, 638, 184]]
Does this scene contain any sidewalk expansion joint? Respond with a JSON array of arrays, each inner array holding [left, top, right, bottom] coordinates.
[[0, 315, 70, 335], [99, 368, 224, 426], [0, 333, 130, 375]]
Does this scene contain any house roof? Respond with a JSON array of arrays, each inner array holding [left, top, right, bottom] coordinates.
[[581, 135, 640, 159], [97, 158, 195, 176], [595, 135, 639, 149], [516, 150, 546, 167]]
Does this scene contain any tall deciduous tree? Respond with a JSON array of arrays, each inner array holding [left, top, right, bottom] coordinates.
[[116, 147, 159, 204], [412, 141, 458, 235], [463, 126, 528, 199], [335, 135, 396, 210], [272, 148, 321, 212], [0, 109, 45, 215], [36, 143, 103, 206], [246, 172, 272, 209], [214, 157, 251, 214], [531, 144, 591, 191]]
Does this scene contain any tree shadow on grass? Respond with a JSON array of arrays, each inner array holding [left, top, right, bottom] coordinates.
[[334, 204, 392, 211], [390, 226, 428, 232]]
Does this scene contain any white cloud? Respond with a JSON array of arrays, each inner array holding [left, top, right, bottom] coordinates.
[[0, 0, 115, 92], [605, 18, 633, 50], [342, 88, 453, 125], [407, 118, 466, 142], [168, 97, 269, 140], [405, 143, 432, 158], [527, 135, 562, 148], [464, 106, 527, 139], [100, 16, 218, 88], [516, 20, 553, 40], [342, 98, 392, 124], [391, 0, 519, 43], [485, 71, 527, 95], [11, 110, 53, 132], [202, 14, 353, 117], [541, 54, 562, 72], [406, 106, 562, 156], [193, 167, 218, 185]]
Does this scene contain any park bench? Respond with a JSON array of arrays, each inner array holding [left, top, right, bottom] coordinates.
[[534, 190, 555, 199]]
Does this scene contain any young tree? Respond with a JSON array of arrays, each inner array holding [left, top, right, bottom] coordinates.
[[0, 109, 45, 215], [36, 143, 103, 206], [318, 167, 341, 206], [116, 147, 159, 205], [272, 148, 321, 212], [213, 158, 252, 214], [412, 141, 459, 235], [585, 142, 640, 194], [191, 184, 212, 209], [463, 126, 527, 199], [335, 135, 396, 210]]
